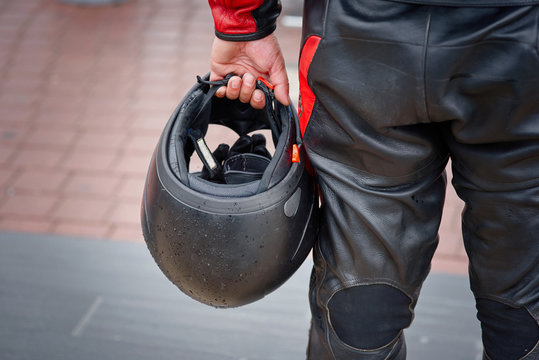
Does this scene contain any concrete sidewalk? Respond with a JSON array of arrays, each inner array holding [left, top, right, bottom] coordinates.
[[0, 231, 481, 360], [0, 0, 466, 273]]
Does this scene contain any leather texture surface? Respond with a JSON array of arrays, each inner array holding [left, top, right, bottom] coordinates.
[[300, 0, 539, 359], [387, 0, 539, 7], [209, 0, 281, 41]]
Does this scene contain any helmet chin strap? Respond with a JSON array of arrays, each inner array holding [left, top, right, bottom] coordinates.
[[196, 74, 282, 144], [187, 74, 283, 184]]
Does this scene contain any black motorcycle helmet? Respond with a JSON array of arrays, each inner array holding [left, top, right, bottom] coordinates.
[[141, 74, 319, 308]]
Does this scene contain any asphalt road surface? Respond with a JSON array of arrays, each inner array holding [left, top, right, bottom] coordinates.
[[0, 231, 482, 360]]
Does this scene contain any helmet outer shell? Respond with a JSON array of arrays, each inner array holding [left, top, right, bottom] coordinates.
[[141, 80, 319, 308], [142, 147, 318, 308]]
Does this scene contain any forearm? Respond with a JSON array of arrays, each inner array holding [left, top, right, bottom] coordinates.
[[208, 0, 281, 41]]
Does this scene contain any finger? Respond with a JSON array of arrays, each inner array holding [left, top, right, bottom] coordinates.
[[269, 67, 290, 106], [215, 86, 226, 98], [210, 70, 223, 82], [225, 76, 241, 100], [250, 89, 266, 109], [239, 73, 256, 103], [273, 82, 290, 106]]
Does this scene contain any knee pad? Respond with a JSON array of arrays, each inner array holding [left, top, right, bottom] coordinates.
[[476, 298, 539, 360], [327, 284, 413, 349]]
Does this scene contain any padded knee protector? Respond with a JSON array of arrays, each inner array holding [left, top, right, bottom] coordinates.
[[327, 285, 413, 350], [476, 298, 539, 360]]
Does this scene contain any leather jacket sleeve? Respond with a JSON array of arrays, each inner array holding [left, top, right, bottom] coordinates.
[[208, 0, 281, 41]]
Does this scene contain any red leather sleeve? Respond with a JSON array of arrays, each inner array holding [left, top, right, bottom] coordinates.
[[208, 0, 281, 41]]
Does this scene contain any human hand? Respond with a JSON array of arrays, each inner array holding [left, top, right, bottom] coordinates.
[[210, 34, 290, 109]]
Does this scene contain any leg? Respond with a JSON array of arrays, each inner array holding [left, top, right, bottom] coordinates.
[[426, 5, 539, 359], [451, 142, 539, 360], [300, 1, 448, 358]]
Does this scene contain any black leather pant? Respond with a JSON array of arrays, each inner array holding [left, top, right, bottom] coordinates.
[[299, 1, 539, 359]]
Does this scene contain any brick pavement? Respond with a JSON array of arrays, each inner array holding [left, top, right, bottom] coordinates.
[[0, 0, 466, 274]]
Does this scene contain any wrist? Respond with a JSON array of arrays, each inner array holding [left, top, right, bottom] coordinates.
[[214, 22, 277, 42]]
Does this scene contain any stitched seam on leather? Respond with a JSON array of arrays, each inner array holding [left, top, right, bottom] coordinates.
[[519, 336, 539, 359], [452, 155, 539, 188], [308, 148, 449, 186], [326, 280, 416, 305], [313, 238, 335, 360], [520, 305, 539, 360], [325, 282, 414, 352], [327, 318, 404, 353], [535, 8, 539, 57], [321, 0, 330, 38], [475, 295, 530, 309], [475, 298, 539, 359], [324, 282, 416, 353], [333, 330, 403, 353], [422, 8, 433, 123]]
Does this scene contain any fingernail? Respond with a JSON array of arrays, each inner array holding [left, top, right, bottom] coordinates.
[[254, 92, 263, 102], [230, 80, 240, 89], [216, 87, 225, 96], [244, 75, 254, 86]]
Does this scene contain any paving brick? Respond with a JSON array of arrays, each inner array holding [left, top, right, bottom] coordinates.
[[114, 154, 152, 176], [42, 80, 86, 99], [33, 112, 81, 128], [92, 63, 137, 81], [36, 100, 84, 126], [79, 113, 130, 131], [42, 75, 89, 96], [129, 113, 173, 133], [73, 131, 128, 152], [0, 0, 470, 276], [62, 150, 118, 172], [11, 148, 65, 169], [0, 217, 52, 234], [0, 75, 44, 93], [108, 201, 141, 226], [52, 197, 113, 222], [10, 52, 53, 71], [430, 254, 468, 276], [23, 128, 78, 148], [437, 204, 463, 256], [0, 168, 17, 188], [117, 176, 146, 200], [63, 173, 122, 197], [85, 94, 129, 110], [139, 43, 183, 58], [6, 61, 50, 78], [12, 170, 69, 193], [88, 82, 132, 100], [0, 194, 58, 217], [124, 134, 159, 155], [108, 224, 144, 243], [0, 126, 27, 147], [0, 147, 15, 165], [133, 80, 181, 96], [0, 91, 39, 107], [438, 165, 466, 256]]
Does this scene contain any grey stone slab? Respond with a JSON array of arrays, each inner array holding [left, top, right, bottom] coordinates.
[[0, 231, 481, 359]]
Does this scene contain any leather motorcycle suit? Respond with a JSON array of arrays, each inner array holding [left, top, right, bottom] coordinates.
[[209, 0, 539, 359]]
